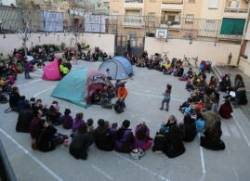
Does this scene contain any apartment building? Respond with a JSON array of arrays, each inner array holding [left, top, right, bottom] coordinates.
[[109, 0, 249, 40]]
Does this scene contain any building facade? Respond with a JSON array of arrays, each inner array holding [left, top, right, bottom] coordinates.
[[109, 0, 249, 41]]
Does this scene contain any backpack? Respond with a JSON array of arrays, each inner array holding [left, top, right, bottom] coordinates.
[[114, 100, 124, 113], [130, 148, 145, 160]]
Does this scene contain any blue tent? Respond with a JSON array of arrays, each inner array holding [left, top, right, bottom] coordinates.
[[98, 56, 133, 80], [51, 68, 88, 107]]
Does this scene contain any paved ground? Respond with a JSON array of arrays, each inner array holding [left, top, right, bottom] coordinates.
[[1, 61, 250, 181]]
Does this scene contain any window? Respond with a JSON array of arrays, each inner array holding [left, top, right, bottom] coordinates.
[[188, 0, 195, 3], [185, 14, 194, 24], [220, 18, 245, 35], [208, 0, 219, 9], [205, 20, 216, 32]]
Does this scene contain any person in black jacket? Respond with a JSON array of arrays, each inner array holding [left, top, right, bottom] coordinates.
[[200, 121, 225, 151], [16, 107, 34, 133], [36, 121, 66, 152], [163, 123, 185, 158], [69, 124, 93, 160], [9, 86, 21, 111], [94, 119, 117, 151], [179, 114, 197, 142]]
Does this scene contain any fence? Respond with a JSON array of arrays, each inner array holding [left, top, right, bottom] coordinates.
[[0, 5, 244, 42]]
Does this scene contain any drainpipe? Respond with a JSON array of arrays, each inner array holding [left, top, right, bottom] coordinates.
[[237, 2, 250, 66]]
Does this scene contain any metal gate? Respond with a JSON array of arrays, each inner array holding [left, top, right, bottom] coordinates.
[[115, 35, 144, 56]]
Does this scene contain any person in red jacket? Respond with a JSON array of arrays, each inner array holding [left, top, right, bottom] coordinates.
[[219, 99, 233, 119]]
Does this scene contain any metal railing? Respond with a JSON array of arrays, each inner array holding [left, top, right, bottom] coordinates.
[[224, 7, 248, 13], [124, 0, 143, 3], [162, 0, 183, 4], [0, 5, 245, 42], [0, 140, 17, 181]]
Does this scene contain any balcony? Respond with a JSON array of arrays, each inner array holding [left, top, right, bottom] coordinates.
[[124, 0, 143, 9], [224, 7, 248, 18], [123, 16, 144, 28], [162, 0, 183, 4], [161, 0, 183, 11], [160, 19, 181, 29]]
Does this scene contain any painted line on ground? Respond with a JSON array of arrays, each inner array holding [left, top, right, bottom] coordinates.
[[228, 123, 241, 139], [0, 128, 63, 181], [198, 173, 206, 181], [114, 153, 171, 181], [233, 116, 250, 148], [33, 86, 55, 98], [91, 164, 114, 181], [198, 134, 206, 175], [16, 79, 42, 87]]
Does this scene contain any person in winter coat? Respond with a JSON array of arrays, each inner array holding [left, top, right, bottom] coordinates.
[[234, 74, 248, 105], [69, 124, 93, 160], [220, 74, 232, 92], [36, 121, 66, 152], [134, 122, 152, 151], [164, 124, 185, 158], [16, 107, 34, 133], [46, 101, 61, 125], [219, 99, 233, 119], [29, 109, 44, 149], [117, 82, 128, 108], [179, 114, 197, 142], [94, 119, 117, 151], [24, 61, 32, 79], [9, 86, 21, 111], [72, 112, 85, 133], [115, 120, 134, 153], [200, 121, 225, 151], [62, 109, 74, 129]]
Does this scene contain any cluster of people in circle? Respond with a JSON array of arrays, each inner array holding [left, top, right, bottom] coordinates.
[[1, 47, 249, 161]]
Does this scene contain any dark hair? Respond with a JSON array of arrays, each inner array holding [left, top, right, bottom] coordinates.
[[97, 119, 105, 127], [30, 97, 35, 102], [76, 112, 83, 120], [87, 118, 94, 126], [235, 74, 243, 82], [122, 120, 130, 128], [64, 108, 71, 115], [52, 100, 58, 104]]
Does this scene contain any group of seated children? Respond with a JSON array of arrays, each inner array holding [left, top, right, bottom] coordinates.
[[126, 51, 211, 78], [219, 74, 248, 106], [13, 84, 225, 160]]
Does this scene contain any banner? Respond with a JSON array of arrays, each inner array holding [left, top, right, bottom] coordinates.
[[84, 15, 106, 33], [42, 11, 64, 32]]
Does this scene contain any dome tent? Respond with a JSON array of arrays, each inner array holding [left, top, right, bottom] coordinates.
[[98, 56, 133, 80], [51, 68, 110, 107], [51, 68, 88, 107]]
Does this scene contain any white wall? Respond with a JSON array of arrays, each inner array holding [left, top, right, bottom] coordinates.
[[1, 0, 16, 6], [0, 33, 115, 56], [144, 37, 241, 65]]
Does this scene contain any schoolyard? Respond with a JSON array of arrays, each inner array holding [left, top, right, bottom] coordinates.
[[1, 61, 250, 181]]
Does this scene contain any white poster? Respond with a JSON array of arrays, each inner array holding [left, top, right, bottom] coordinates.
[[42, 11, 64, 32], [84, 15, 106, 33]]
